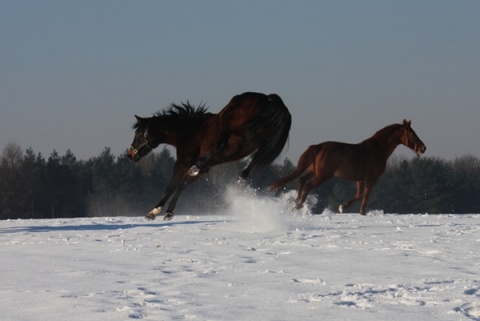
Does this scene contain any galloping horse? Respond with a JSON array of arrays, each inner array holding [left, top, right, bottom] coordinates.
[[271, 120, 426, 215], [128, 92, 291, 221]]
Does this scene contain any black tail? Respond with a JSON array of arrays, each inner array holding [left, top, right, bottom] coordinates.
[[249, 94, 292, 171], [270, 145, 318, 191]]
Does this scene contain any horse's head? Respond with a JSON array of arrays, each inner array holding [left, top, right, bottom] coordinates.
[[400, 119, 427, 156], [128, 115, 155, 162]]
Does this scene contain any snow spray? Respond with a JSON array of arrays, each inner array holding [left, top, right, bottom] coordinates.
[[224, 185, 317, 233]]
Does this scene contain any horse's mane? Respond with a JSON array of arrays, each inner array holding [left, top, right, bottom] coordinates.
[[154, 102, 209, 118], [361, 123, 402, 145], [133, 102, 210, 130]]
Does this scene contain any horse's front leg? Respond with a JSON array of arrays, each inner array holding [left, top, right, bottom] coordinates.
[[145, 184, 175, 220], [339, 181, 364, 214], [163, 170, 202, 220], [145, 162, 187, 221], [189, 132, 231, 176], [162, 185, 186, 221]]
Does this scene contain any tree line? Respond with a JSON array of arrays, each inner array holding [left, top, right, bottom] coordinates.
[[1, 142, 479, 220]]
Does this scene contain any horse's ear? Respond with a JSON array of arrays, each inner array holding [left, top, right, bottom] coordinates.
[[135, 115, 143, 122], [403, 119, 411, 128]]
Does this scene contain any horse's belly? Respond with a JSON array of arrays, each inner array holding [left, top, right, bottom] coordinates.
[[334, 168, 365, 181]]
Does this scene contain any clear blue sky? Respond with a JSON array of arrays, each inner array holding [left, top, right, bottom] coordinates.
[[1, 1, 479, 162]]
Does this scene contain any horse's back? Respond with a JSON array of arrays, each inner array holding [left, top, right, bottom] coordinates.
[[321, 141, 388, 180], [219, 92, 289, 128]]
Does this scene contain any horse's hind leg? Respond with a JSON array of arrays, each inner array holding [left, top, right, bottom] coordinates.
[[293, 173, 312, 209], [358, 180, 377, 215], [295, 173, 330, 210], [339, 181, 364, 214]]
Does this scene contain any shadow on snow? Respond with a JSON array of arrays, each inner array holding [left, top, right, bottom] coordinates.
[[0, 219, 221, 234]]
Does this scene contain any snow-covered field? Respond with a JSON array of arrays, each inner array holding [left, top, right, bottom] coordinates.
[[1, 187, 480, 321]]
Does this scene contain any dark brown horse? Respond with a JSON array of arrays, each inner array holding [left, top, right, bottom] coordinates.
[[271, 119, 426, 215], [128, 92, 291, 221]]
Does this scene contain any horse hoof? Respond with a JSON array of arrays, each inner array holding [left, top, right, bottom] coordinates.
[[188, 165, 200, 176], [145, 207, 161, 221], [293, 203, 303, 211], [163, 212, 174, 221], [338, 205, 344, 214], [145, 213, 157, 221]]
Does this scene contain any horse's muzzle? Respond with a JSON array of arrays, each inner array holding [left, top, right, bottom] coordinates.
[[127, 147, 141, 162], [416, 145, 427, 156]]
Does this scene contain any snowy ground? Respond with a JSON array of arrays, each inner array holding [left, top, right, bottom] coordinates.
[[1, 187, 480, 321]]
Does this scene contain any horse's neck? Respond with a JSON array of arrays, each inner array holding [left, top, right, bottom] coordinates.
[[152, 116, 210, 148], [362, 131, 402, 160], [150, 118, 183, 147]]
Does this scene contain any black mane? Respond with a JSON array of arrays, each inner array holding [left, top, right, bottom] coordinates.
[[154, 101, 209, 118], [133, 102, 209, 130]]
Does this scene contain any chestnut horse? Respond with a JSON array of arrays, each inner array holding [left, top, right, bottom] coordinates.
[[271, 120, 426, 215], [128, 92, 291, 221]]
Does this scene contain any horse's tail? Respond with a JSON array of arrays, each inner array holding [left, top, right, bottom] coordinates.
[[270, 167, 304, 192], [270, 145, 317, 191], [249, 94, 292, 170]]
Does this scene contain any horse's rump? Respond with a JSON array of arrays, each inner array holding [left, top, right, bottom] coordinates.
[[217, 92, 291, 170], [270, 144, 320, 191]]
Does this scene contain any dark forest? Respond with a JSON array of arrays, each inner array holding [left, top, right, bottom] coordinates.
[[1, 142, 479, 219]]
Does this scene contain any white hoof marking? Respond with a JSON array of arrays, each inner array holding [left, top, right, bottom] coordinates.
[[145, 207, 161, 220], [188, 165, 200, 176]]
